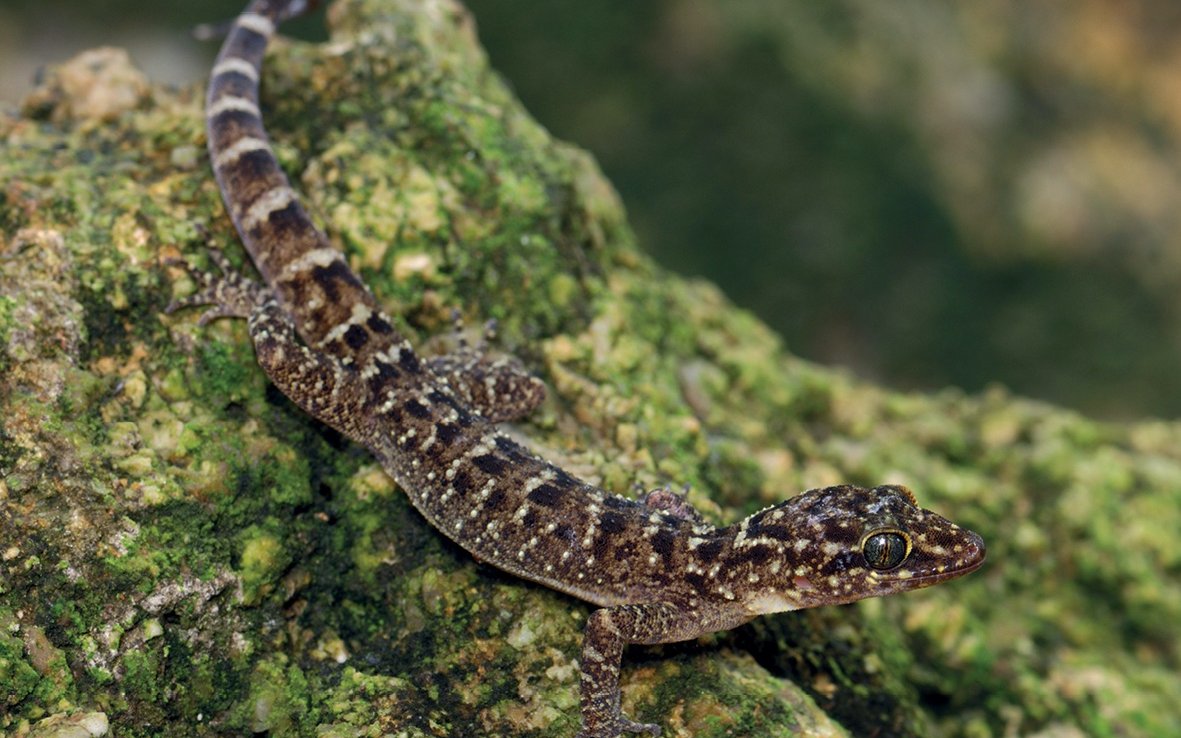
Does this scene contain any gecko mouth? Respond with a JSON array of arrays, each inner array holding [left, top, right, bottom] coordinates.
[[914, 555, 985, 581], [908, 533, 986, 582]]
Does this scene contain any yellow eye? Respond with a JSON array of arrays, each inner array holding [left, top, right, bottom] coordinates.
[[862, 530, 909, 570]]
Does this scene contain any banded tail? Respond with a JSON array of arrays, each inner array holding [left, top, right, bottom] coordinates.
[[205, 0, 406, 367]]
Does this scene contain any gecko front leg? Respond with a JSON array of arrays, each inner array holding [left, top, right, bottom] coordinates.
[[578, 599, 758, 737], [577, 602, 693, 738]]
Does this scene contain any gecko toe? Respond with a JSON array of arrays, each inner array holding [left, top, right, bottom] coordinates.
[[166, 252, 270, 322], [575, 718, 662, 738], [623, 719, 661, 736]]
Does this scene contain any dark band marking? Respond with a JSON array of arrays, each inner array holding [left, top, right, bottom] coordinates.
[[494, 436, 531, 464], [695, 539, 725, 562], [451, 469, 473, 496], [651, 529, 676, 558], [527, 483, 563, 507], [611, 540, 638, 562], [398, 350, 422, 374], [217, 151, 288, 217], [343, 323, 370, 351], [552, 467, 580, 491], [435, 423, 460, 446], [367, 313, 394, 335], [817, 551, 862, 577], [603, 496, 637, 512], [473, 454, 508, 476], [599, 511, 627, 535], [485, 488, 508, 512], [746, 509, 770, 528], [403, 399, 431, 418], [222, 28, 270, 65], [208, 72, 256, 102], [261, 199, 314, 241], [208, 124, 265, 161], [456, 407, 476, 427], [747, 522, 792, 542], [372, 359, 399, 382], [554, 524, 575, 545], [733, 545, 773, 567], [310, 260, 366, 303]]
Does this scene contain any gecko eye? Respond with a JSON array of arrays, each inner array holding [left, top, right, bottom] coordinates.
[[862, 530, 909, 570]]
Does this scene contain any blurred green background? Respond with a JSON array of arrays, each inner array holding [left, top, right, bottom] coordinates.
[[5, 0, 1181, 420]]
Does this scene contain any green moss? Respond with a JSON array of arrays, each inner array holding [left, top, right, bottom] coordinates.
[[0, 295, 14, 372], [239, 655, 312, 734], [195, 339, 262, 405], [238, 524, 292, 606], [0, 623, 40, 712], [120, 649, 160, 705]]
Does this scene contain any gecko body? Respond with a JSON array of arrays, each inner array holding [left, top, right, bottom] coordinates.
[[176, 1, 987, 735]]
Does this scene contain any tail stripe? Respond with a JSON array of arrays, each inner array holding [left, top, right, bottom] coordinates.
[[235, 12, 275, 38], [213, 136, 271, 170], [212, 57, 260, 82], [205, 0, 409, 366], [207, 95, 262, 119], [241, 186, 297, 233]]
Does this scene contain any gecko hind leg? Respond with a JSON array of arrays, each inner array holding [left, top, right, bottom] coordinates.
[[168, 249, 372, 436], [165, 248, 270, 324], [427, 312, 546, 423]]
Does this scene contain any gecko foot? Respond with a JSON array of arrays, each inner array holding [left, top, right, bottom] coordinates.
[[575, 717, 662, 738], [445, 308, 500, 353], [426, 311, 546, 423], [640, 485, 706, 525], [165, 248, 270, 324]]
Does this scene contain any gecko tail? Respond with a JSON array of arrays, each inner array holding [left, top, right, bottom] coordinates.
[[194, 0, 320, 41], [256, 0, 321, 23], [192, 19, 236, 42]]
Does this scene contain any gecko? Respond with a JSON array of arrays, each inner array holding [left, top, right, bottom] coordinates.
[[171, 1, 987, 735]]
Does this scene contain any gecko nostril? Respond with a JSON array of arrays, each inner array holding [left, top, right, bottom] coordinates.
[[968, 533, 986, 561]]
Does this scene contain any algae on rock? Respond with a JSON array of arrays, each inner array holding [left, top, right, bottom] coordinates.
[[2, 0, 1179, 736]]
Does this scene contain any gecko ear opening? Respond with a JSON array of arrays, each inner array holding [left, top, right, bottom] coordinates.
[[861, 529, 910, 570]]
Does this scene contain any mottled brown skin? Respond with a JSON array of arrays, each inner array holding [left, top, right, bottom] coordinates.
[[173, 2, 987, 736]]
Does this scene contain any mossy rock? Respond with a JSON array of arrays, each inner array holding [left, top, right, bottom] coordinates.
[[1, 1, 1178, 736]]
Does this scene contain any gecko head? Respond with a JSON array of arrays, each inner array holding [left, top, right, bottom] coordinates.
[[735, 484, 985, 615]]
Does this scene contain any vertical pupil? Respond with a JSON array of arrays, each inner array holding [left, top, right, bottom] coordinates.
[[865, 532, 907, 569]]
